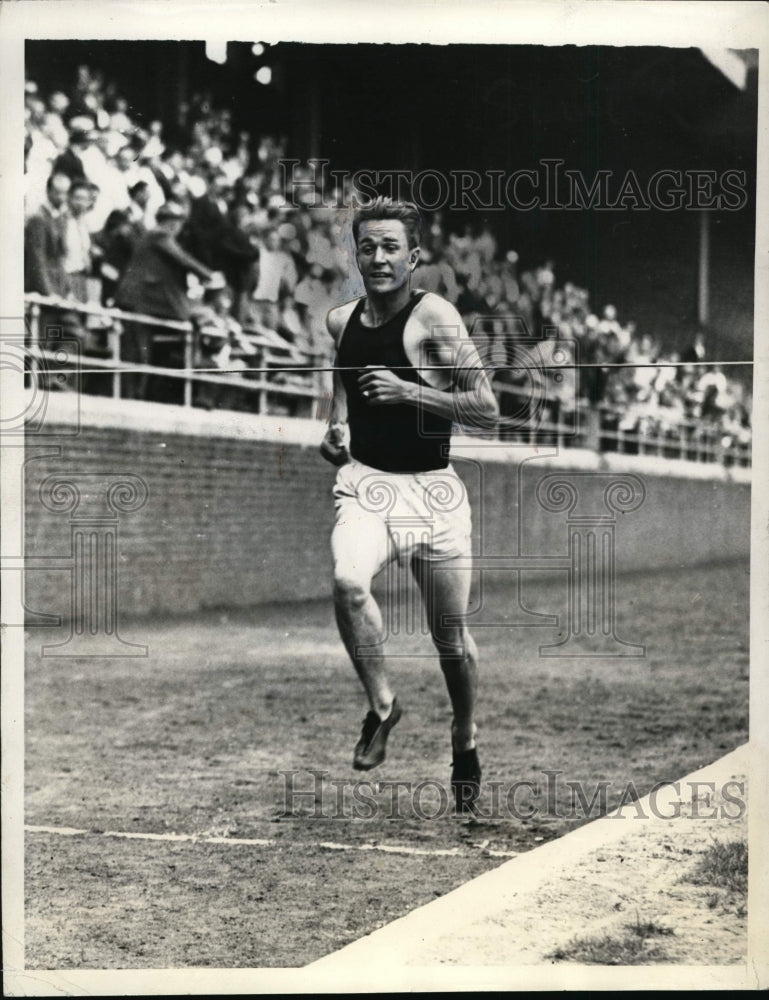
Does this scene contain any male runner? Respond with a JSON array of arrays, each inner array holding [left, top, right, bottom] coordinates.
[[320, 197, 499, 810]]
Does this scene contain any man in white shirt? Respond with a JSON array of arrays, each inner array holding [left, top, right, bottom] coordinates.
[[84, 142, 130, 233], [249, 228, 298, 330], [63, 180, 94, 302]]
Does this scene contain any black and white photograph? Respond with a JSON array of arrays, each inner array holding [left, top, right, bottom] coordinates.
[[1, 0, 767, 993]]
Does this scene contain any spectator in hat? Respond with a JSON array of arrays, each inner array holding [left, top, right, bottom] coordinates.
[[116, 200, 217, 399]]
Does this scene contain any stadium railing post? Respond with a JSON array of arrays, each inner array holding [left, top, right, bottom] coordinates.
[[110, 319, 122, 400], [183, 329, 193, 407], [585, 407, 600, 452], [27, 301, 41, 390]]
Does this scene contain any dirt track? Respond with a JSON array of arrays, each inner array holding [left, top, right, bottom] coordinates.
[[24, 560, 749, 968]]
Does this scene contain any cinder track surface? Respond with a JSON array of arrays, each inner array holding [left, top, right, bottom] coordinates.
[[24, 560, 749, 968]]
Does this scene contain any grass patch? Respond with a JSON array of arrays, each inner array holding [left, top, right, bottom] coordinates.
[[681, 839, 748, 896], [625, 919, 675, 939], [547, 917, 674, 965]]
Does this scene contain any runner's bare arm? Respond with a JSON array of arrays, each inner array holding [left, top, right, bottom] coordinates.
[[320, 305, 352, 466], [357, 297, 499, 430]]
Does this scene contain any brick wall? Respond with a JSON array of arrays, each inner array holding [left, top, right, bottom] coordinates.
[[21, 394, 751, 623]]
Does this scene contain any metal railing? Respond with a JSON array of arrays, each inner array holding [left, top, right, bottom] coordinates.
[[596, 408, 751, 467], [24, 292, 329, 418], [22, 294, 751, 467]]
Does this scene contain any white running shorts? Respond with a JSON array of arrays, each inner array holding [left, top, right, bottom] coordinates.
[[332, 458, 472, 567]]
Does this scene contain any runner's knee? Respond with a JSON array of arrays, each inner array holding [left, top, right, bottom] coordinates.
[[333, 574, 371, 612], [431, 625, 467, 661]]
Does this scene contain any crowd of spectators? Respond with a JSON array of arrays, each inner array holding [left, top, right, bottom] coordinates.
[[23, 66, 751, 457], [473, 264, 752, 457], [410, 220, 750, 457], [23, 67, 343, 410]]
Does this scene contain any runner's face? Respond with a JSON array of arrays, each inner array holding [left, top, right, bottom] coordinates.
[[356, 220, 417, 295]]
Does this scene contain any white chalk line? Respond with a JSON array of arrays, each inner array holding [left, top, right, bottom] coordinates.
[[25, 824, 518, 860]]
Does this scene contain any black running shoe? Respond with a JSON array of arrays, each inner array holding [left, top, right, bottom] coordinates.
[[451, 746, 482, 813], [353, 698, 402, 771]]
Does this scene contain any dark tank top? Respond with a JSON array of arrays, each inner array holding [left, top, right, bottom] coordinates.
[[337, 291, 453, 473]]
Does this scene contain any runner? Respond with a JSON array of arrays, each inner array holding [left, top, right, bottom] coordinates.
[[321, 197, 499, 810]]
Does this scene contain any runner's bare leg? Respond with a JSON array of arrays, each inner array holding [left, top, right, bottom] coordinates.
[[331, 515, 395, 718], [412, 555, 477, 751]]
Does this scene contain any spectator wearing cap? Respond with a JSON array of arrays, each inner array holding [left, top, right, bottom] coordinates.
[[116, 200, 216, 399]]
